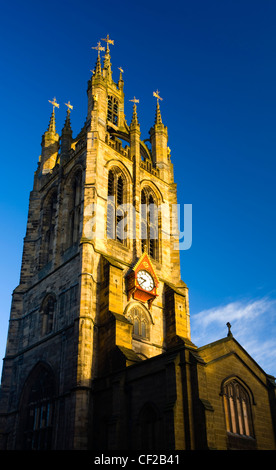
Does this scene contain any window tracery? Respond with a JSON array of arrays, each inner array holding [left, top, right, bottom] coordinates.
[[19, 364, 55, 450], [126, 304, 150, 340], [223, 379, 254, 439]]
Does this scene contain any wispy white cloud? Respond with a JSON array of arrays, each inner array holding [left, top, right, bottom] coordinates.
[[190, 297, 276, 377]]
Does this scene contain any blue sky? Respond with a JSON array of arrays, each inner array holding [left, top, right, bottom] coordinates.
[[0, 0, 276, 378]]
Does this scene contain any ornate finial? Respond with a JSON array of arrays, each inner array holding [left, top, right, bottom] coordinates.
[[101, 34, 114, 49], [47, 98, 59, 133], [118, 67, 124, 81], [92, 41, 105, 57], [48, 97, 59, 111], [130, 97, 140, 129], [226, 322, 232, 337], [101, 35, 114, 80], [62, 102, 73, 136], [92, 42, 105, 76], [153, 90, 163, 125], [63, 103, 73, 133], [65, 101, 73, 111], [153, 90, 163, 103]]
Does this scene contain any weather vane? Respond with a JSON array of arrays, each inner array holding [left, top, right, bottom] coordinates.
[[153, 90, 163, 103], [92, 41, 105, 56], [48, 97, 59, 111], [65, 101, 73, 111], [129, 97, 139, 104], [118, 67, 124, 74], [101, 34, 114, 47]]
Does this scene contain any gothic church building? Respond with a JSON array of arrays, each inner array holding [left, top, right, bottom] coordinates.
[[0, 38, 275, 451]]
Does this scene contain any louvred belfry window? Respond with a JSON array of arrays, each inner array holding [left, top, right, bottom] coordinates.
[[140, 189, 159, 260], [107, 169, 126, 244], [107, 95, 118, 125]]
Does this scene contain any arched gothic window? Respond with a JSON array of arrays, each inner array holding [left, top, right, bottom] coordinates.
[[107, 95, 118, 125], [68, 170, 82, 247], [107, 169, 126, 244], [18, 364, 55, 450], [223, 379, 254, 438], [141, 188, 159, 260], [126, 304, 150, 340], [40, 295, 56, 336], [40, 190, 58, 267]]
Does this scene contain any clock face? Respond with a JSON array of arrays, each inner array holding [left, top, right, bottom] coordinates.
[[137, 270, 154, 292]]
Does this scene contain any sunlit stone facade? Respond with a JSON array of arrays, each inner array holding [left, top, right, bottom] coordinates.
[[0, 39, 275, 450]]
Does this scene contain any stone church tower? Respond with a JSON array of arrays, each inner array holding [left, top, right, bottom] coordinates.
[[0, 38, 275, 451]]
